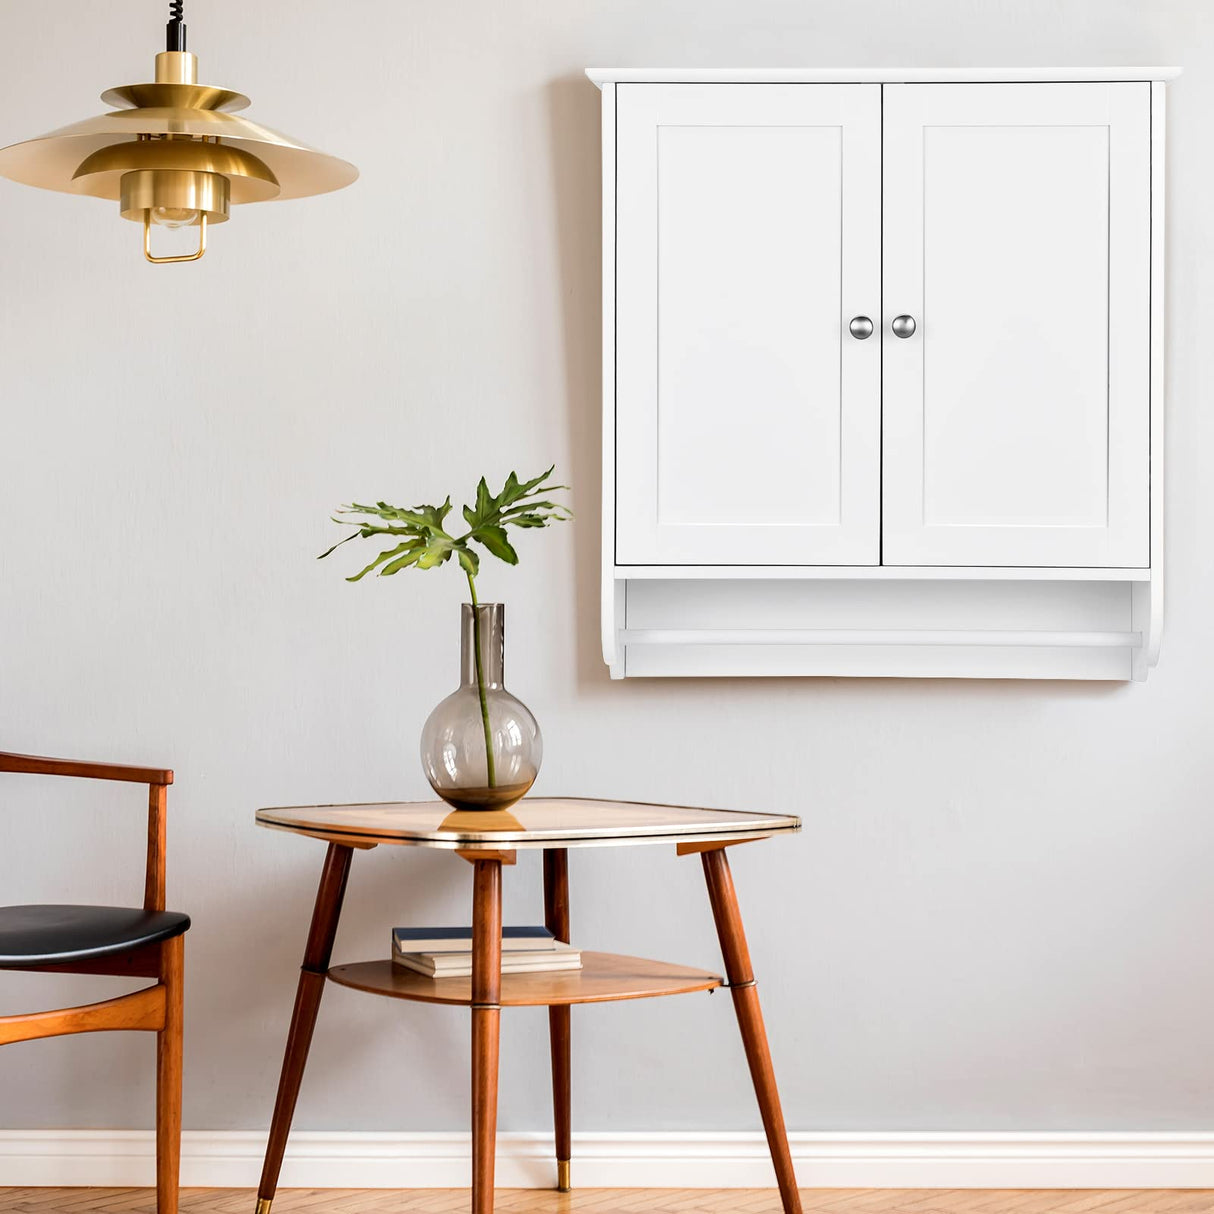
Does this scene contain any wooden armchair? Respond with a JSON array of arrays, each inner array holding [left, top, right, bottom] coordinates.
[[0, 751, 190, 1214]]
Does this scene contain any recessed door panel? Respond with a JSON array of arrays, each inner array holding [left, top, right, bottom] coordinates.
[[882, 83, 1151, 567], [615, 84, 881, 566]]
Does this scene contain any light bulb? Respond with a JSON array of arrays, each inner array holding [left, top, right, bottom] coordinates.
[[150, 206, 200, 229]]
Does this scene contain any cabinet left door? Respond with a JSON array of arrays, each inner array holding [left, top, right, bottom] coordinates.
[[614, 84, 882, 566]]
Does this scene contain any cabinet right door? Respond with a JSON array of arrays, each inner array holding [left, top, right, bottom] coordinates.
[[882, 83, 1151, 568]]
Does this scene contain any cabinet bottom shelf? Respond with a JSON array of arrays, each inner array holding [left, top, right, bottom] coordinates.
[[327, 952, 723, 1007], [608, 575, 1153, 680]]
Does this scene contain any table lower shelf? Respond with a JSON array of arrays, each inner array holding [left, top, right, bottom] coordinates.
[[327, 952, 723, 1007]]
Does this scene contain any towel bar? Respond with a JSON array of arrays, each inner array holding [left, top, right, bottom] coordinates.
[[619, 629, 1142, 649]]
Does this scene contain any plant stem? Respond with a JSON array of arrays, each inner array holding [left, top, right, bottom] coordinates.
[[466, 572, 497, 789]]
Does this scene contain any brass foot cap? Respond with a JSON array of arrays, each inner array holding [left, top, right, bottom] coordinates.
[[557, 1158, 571, 1192], [255, 1199, 273, 1214]]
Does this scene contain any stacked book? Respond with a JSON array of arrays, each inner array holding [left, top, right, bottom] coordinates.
[[392, 925, 582, 978]]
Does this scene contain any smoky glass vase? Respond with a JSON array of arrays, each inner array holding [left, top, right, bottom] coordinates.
[[420, 602, 541, 812]]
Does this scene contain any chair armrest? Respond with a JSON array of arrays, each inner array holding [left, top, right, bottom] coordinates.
[[0, 751, 173, 786]]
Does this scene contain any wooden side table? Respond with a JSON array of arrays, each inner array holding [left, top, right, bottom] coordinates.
[[252, 797, 803, 1214]]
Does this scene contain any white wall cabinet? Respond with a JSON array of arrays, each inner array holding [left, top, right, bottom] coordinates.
[[590, 69, 1176, 681]]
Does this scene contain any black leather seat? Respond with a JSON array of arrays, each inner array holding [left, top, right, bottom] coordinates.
[[0, 904, 191, 968]]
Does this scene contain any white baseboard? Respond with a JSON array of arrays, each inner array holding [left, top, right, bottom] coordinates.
[[3, 1130, 1214, 1190]]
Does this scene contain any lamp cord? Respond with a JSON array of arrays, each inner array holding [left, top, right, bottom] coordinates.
[[166, 0, 186, 52]]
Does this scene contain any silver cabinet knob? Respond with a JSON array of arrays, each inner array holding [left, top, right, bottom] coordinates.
[[848, 316, 874, 340], [891, 314, 917, 339]]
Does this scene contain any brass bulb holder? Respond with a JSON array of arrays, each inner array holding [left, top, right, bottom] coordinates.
[[120, 168, 229, 224], [121, 167, 226, 263]]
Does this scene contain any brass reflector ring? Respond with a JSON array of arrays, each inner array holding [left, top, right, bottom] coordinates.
[[100, 83, 252, 113], [120, 168, 230, 224], [75, 138, 278, 204]]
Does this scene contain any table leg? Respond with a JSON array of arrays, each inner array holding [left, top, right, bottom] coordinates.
[[472, 858, 503, 1214], [543, 848, 572, 1192], [700, 847, 802, 1214], [255, 842, 354, 1214]]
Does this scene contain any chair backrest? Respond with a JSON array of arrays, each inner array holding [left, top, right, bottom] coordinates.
[[0, 752, 174, 910]]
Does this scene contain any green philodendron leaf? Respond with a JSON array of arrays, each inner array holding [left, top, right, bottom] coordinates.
[[318, 530, 363, 560], [346, 502, 414, 522], [518, 465, 553, 490], [341, 500, 452, 536], [322, 466, 569, 582], [462, 480, 497, 531], [477, 476, 494, 518], [474, 525, 518, 565], [380, 549, 426, 576], [415, 541, 454, 570], [347, 541, 422, 581], [503, 498, 568, 513]]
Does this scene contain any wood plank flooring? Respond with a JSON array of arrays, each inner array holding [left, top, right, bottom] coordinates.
[[2, 1191, 1214, 1213]]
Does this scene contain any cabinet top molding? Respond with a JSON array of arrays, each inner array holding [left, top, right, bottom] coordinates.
[[585, 67, 1182, 87]]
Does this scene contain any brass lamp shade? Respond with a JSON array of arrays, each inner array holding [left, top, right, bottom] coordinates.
[[0, 95, 358, 202], [0, 37, 358, 263]]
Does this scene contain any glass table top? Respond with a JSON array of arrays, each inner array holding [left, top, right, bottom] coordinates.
[[255, 796, 801, 851]]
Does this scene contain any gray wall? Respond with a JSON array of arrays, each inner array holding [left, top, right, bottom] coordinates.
[[0, 0, 1211, 1134]]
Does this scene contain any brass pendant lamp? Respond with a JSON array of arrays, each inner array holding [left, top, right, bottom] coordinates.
[[0, 1, 357, 263]]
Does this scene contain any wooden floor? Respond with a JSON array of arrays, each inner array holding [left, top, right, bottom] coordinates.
[[3, 1192, 1214, 1213]]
